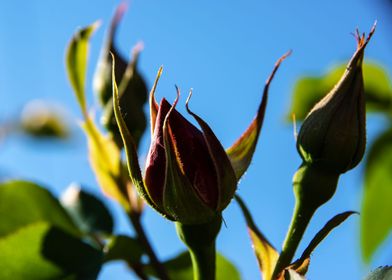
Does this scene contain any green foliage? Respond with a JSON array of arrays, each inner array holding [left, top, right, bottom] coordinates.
[[66, 23, 129, 209], [41, 225, 103, 279], [0, 180, 79, 237], [361, 127, 392, 262], [0, 182, 103, 279], [146, 251, 241, 280], [288, 62, 392, 121], [66, 21, 99, 116], [61, 184, 114, 235], [103, 235, 144, 265], [0, 222, 64, 279]]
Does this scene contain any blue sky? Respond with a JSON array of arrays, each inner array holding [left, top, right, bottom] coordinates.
[[0, 1, 391, 279]]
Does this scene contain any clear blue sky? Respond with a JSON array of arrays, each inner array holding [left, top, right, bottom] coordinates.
[[0, 1, 391, 279]]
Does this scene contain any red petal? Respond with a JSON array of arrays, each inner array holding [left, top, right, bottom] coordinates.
[[165, 95, 218, 209], [145, 99, 170, 206]]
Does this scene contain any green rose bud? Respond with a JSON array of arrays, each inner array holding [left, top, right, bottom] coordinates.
[[297, 28, 374, 174], [94, 3, 148, 148]]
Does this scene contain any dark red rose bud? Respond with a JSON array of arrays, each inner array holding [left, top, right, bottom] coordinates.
[[144, 90, 235, 224]]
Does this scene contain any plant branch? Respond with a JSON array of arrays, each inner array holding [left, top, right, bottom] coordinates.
[[128, 212, 170, 280]]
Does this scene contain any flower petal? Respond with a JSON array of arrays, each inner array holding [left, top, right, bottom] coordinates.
[[226, 52, 290, 181], [185, 90, 237, 211], [167, 87, 218, 209], [145, 98, 171, 208], [162, 95, 216, 224]]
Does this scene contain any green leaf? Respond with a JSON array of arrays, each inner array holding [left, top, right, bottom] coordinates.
[[298, 211, 356, 262], [60, 184, 114, 235], [66, 21, 99, 116], [42, 225, 103, 279], [0, 223, 63, 279], [287, 62, 392, 121], [103, 235, 144, 265], [364, 266, 392, 280], [0, 222, 102, 280], [145, 251, 241, 280], [235, 195, 278, 280], [361, 127, 392, 262], [226, 52, 289, 181], [0, 180, 79, 237]]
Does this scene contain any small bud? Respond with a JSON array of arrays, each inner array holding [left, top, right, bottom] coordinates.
[[297, 28, 375, 174], [94, 4, 147, 148], [20, 100, 69, 139]]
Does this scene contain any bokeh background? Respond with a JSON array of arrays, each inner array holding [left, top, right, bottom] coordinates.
[[0, 1, 391, 279]]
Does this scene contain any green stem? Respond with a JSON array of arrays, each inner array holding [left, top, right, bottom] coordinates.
[[271, 200, 316, 279], [176, 215, 222, 280], [128, 212, 170, 280], [189, 242, 216, 280]]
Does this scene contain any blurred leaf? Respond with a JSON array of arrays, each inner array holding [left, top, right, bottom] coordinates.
[[0, 180, 79, 237], [0, 223, 63, 279], [288, 62, 392, 121], [364, 266, 392, 280], [94, 3, 148, 148], [66, 22, 128, 209], [66, 22, 99, 116], [20, 100, 70, 139], [235, 195, 278, 280], [227, 53, 289, 180], [42, 225, 103, 279], [145, 251, 241, 280], [60, 184, 114, 235], [0, 222, 102, 280], [103, 235, 144, 265], [215, 253, 242, 280], [82, 120, 129, 210], [361, 127, 392, 262]]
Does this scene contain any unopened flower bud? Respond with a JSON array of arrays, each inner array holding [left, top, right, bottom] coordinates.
[[94, 4, 147, 147], [297, 28, 374, 174], [144, 91, 237, 224], [20, 100, 69, 139]]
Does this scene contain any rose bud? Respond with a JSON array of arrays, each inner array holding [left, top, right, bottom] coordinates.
[[142, 88, 237, 224], [297, 27, 375, 174], [112, 54, 289, 224]]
